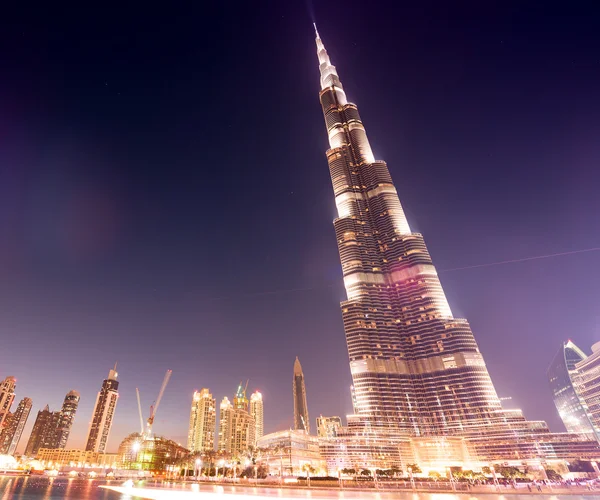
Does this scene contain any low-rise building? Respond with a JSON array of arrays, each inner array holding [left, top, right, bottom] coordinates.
[[36, 448, 118, 468], [258, 429, 324, 475]]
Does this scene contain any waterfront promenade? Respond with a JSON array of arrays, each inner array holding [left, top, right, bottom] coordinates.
[[101, 479, 600, 499]]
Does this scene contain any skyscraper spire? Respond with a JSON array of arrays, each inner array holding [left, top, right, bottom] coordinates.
[[293, 357, 310, 433]]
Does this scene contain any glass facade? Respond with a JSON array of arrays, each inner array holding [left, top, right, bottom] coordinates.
[[548, 341, 596, 438]]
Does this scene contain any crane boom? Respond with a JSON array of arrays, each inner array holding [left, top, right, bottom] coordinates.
[[136, 388, 144, 435], [146, 369, 172, 432]]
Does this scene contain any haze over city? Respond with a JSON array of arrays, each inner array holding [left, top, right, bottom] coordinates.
[[1, 0, 599, 454]]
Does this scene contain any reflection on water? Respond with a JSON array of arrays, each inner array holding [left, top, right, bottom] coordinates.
[[0, 476, 122, 499]]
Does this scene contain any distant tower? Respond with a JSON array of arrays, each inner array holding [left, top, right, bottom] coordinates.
[[218, 386, 255, 455], [293, 357, 310, 433], [86, 364, 119, 453], [0, 397, 32, 455], [187, 388, 216, 452], [54, 390, 80, 449], [218, 396, 233, 452], [25, 405, 58, 456], [0, 377, 17, 429], [250, 391, 264, 443]]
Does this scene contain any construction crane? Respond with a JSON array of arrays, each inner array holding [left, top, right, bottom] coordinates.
[[136, 369, 172, 439], [136, 388, 145, 435]]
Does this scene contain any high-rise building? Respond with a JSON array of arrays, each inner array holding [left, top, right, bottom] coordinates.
[[548, 341, 597, 438], [0, 397, 32, 455], [314, 25, 509, 437], [187, 388, 216, 453], [293, 357, 309, 433], [86, 365, 119, 453], [316, 415, 342, 438], [250, 391, 264, 443], [0, 377, 17, 429], [25, 405, 59, 456], [217, 396, 233, 452], [570, 342, 600, 440], [54, 390, 80, 449], [218, 385, 256, 456], [313, 26, 600, 467]]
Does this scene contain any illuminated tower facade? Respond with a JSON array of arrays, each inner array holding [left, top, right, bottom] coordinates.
[[86, 365, 119, 453], [187, 388, 216, 452], [25, 405, 58, 456], [250, 391, 264, 443], [314, 27, 504, 437], [218, 396, 233, 452], [0, 397, 32, 455], [548, 341, 597, 438], [0, 377, 16, 429], [293, 357, 310, 433], [54, 390, 80, 449]]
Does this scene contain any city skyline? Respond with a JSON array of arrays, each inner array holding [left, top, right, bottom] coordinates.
[[1, 2, 600, 452]]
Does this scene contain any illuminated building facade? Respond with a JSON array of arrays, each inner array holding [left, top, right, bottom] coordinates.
[[86, 365, 119, 453], [316, 415, 342, 438], [0, 377, 16, 430], [25, 405, 59, 456], [217, 396, 233, 452], [572, 342, 600, 440], [0, 397, 32, 455], [117, 432, 187, 471], [258, 429, 324, 475], [187, 388, 216, 452], [250, 391, 264, 443], [548, 341, 597, 438], [37, 448, 118, 468], [218, 385, 256, 455], [55, 390, 80, 449], [24, 389, 80, 456], [313, 26, 600, 466], [293, 357, 310, 433]]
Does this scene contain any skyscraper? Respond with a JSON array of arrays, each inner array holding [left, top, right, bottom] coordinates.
[[0, 377, 16, 429], [314, 26, 506, 438], [569, 342, 600, 441], [293, 357, 309, 433], [25, 405, 58, 456], [217, 396, 233, 452], [218, 385, 256, 456], [0, 397, 32, 455], [548, 341, 597, 438], [54, 390, 80, 449], [250, 391, 264, 443], [86, 365, 119, 453], [187, 388, 216, 453]]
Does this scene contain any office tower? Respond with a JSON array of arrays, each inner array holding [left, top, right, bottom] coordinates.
[[54, 390, 80, 449], [316, 415, 342, 438], [0, 377, 16, 429], [313, 26, 507, 437], [0, 397, 32, 455], [218, 396, 233, 452], [86, 365, 119, 453], [25, 405, 59, 456], [218, 385, 256, 455], [570, 342, 600, 440], [548, 341, 597, 438], [250, 391, 264, 442], [187, 388, 216, 453], [293, 357, 309, 433]]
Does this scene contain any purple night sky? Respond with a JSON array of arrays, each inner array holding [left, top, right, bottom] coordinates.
[[1, 2, 599, 452]]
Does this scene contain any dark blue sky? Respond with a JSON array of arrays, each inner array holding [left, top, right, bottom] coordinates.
[[1, 1, 599, 451]]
